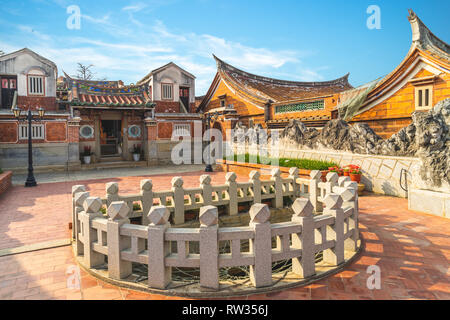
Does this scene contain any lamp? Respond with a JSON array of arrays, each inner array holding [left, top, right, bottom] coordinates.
[[38, 107, 45, 118], [13, 106, 21, 118]]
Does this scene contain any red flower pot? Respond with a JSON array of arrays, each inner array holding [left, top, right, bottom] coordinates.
[[350, 173, 361, 183], [343, 171, 350, 176]]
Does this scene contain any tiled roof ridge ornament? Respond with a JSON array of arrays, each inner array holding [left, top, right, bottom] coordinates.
[[212, 54, 352, 89], [407, 9, 450, 60]]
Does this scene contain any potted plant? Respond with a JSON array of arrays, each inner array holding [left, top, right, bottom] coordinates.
[[349, 166, 362, 183], [83, 146, 93, 164], [329, 166, 343, 176], [343, 166, 350, 176], [132, 144, 141, 161]]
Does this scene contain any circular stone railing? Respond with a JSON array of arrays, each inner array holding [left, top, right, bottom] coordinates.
[[71, 170, 361, 297]]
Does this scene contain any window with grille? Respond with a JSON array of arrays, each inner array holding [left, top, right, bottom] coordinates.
[[275, 100, 324, 114], [173, 123, 191, 137], [415, 86, 433, 110], [28, 75, 44, 95], [19, 124, 45, 140], [161, 83, 173, 100]]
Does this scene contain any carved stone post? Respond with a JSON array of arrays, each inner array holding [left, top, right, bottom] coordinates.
[[249, 170, 261, 204], [106, 182, 119, 207], [107, 201, 132, 279], [271, 168, 283, 208], [324, 172, 339, 197], [199, 205, 219, 290], [200, 175, 212, 206], [171, 177, 185, 225], [344, 181, 359, 250], [73, 191, 89, 256], [226, 172, 238, 216], [309, 170, 323, 213], [291, 198, 316, 278], [80, 197, 105, 268], [140, 179, 153, 225], [72, 185, 86, 239], [147, 206, 171, 289], [289, 167, 299, 198], [249, 203, 272, 288], [323, 194, 345, 265]]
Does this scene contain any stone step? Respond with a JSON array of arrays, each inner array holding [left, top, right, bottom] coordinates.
[[80, 160, 147, 170]]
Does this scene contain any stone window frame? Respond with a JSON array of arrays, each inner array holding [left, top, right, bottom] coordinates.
[[27, 74, 45, 96], [161, 83, 173, 101], [173, 123, 191, 137], [18, 123, 45, 140], [79, 125, 94, 139], [414, 85, 433, 110]]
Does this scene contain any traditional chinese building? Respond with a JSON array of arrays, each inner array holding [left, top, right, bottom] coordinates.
[[0, 49, 201, 171], [197, 55, 352, 138], [336, 10, 450, 139]]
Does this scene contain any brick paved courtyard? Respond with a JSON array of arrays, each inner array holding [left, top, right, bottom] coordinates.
[[0, 170, 449, 300]]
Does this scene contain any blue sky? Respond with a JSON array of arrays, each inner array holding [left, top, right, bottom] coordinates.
[[1, 0, 449, 95]]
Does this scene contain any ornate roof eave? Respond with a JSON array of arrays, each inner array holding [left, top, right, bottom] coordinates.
[[213, 54, 352, 89], [408, 9, 450, 62]]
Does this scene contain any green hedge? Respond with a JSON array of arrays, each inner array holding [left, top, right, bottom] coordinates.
[[224, 154, 337, 171]]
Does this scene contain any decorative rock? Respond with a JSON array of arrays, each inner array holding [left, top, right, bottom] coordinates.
[[323, 194, 343, 210], [225, 172, 237, 182], [108, 201, 129, 220], [83, 197, 103, 213], [148, 206, 170, 225], [199, 205, 218, 227], [106, 182, 119, 195], [199, 174, 211, 185], [171, 176, 184, 188], [292, 198, 313, 217], [249, 203, 270, 224], [74, 191, 89, 207], [140, 179, 152, 191]]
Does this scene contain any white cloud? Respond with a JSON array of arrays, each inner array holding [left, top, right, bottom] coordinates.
[[122, 3, 147, 12]]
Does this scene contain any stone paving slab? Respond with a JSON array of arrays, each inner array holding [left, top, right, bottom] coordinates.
[[0, 170, 449, 300]]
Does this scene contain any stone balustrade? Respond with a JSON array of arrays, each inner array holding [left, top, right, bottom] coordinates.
[[71, 171, 360, 293]]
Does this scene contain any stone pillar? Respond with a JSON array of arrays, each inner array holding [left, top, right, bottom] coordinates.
[[249, 203, 272, 288], [200, 175, 212, 206], [73, 191, 89, 255], [271, 168, 283, 208], [324, 172, 339, 197], [171, 176, 185, 225], [122, 113, 129, 161], [107, 201, 132, 279], [249, 170, 261, 204], [322, 194, 345, 266], [144, 117, 158, 165], [94, 114, 101, 163], [71, 185, 85, 239], [80, 197, 105, 268], [309, 170, 323, 213], [140, 179, 153, 225], [199, 205, 219, 290], [226, 172, 238, 215], [106, 182, 119, 207], [291, 198, 316, 278], [67, 116, 82, 170], [289, 167, 300, 198], [147, 206, 171, 289]]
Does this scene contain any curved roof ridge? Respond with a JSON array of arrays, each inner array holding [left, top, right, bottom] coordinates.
[[408, 9, 450, 60], [212, 54, 351, 88]]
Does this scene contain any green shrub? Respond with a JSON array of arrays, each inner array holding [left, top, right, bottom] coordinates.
[[224, 153, 337, 171], [0, 168, 3, 174]]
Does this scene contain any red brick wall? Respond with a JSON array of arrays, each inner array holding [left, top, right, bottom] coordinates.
[[0, 122, 17, 143], [158, 122, 172, 139], [17, 96, 57, 111], [0, 171, 12, 197], [46, 122, 67, 142], [68, 124, 80, 143], [155, 101, 180, 113]]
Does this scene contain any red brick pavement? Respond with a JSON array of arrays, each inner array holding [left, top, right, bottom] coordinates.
[[0, 172, 449, 300]]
